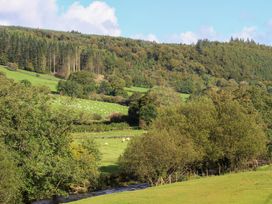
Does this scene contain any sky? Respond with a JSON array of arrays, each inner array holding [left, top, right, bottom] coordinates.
[[0, 0, 272, 44]]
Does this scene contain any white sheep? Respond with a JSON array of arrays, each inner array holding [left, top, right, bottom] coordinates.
[[104, 142, 109, 145]]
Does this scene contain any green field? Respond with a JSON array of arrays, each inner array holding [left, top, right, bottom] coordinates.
[[0, 66, 190, 101], [125, 86, 190, 101], [73, 129, 146, 172], [70, 166, 272, 204], [0, 65, 150, 95], [72, 129, 145, 139], [0, 65, 59, 91], [52, 95, 128, 118]]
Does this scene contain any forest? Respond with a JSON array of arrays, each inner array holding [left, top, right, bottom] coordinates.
[[1, 26, 272, 91]]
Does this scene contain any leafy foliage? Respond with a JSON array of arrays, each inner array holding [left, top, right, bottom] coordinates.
[[128, 87, 181, 127], [2, 26, 272, 90], [0, 141, 23, 204], [0, 75, 100, 202], [120, 95, 267, 185]]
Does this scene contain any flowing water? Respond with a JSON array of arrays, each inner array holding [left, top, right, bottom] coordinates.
[[32, 183, 149, 204]]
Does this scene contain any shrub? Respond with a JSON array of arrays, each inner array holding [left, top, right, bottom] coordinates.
[[20, 79, 32, 87], [0, 71, 5, 76], [268, 86, 272, 94], [120, 95, 267, 185], [0, 77, 100, 201], [57, 80, 83, 98], [69, 71, 95, 86], [0, 53, 8, 65], [128, 86, 181, 127], [58, 71, 97, 98], [175, 78, 195, 94], [109, 113, 128, 123], [6, 62, 18, 71], [139, 104, 157, 127], [92, 113, 103, 121], [98, 81, 113, 95], [0, 142, 23, 204]]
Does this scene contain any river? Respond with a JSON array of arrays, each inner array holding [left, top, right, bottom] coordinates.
[[32, 183, 149, 204]]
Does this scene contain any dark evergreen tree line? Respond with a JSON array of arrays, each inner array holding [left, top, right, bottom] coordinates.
[[1, 26, 272, 89]]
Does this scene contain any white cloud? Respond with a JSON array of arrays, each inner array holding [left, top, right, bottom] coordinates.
[[60, 1, 120, 36], [0, 0, 120, 36], [169, 26, 219, 44], [199, 26, 217, 40], [179, 32, 198, 44], [131, 33, 159, 42], [0, 20, 10, 26], [232, 26, 257, 40], [0, 0, 57, 28]]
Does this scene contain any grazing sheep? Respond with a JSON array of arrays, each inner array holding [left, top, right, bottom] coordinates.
[[126, 137, 131, 141], [122, 138, 126, 143], [104, 142, 109, 145]]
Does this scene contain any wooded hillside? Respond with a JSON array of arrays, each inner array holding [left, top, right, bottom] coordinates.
[[1, 26, 272, 87]]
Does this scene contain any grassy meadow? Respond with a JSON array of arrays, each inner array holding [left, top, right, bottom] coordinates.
[[0, 65, 59, 91], [70, 166, 272, 204], [51, 95, 128, 119], [73, 129, 146, 172], [124, 86, 190, 101], [72, 129, 145, 139]]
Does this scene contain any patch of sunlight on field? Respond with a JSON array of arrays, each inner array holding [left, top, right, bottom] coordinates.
[[70, 167, 272, 204], [51, 95, 128, 118], [0, 65, 59, 91], [73, 129, 146, 173]]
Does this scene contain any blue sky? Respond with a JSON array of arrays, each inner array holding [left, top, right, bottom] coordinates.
[[1, 0, 272, 44]]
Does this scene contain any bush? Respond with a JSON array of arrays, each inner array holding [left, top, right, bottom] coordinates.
[[139, 104, 157, 127], [20, 79, 32, 87], [0, 142, 23, 204], [120, 95, 267, 185], [109, 113, 128, 123], [98, 75, 128, 97], [58, 71, 97, 98], [175, 78, 195, 94], [98, 81, 113, 95], [268, 86, 272, 94], [69, 71, 95, 86], [128, 86, 181, 127], [119, 129, 199, 185], [0, 53, 8, 65], [92, 113, 103, 121], [6, 62, 18, 71], [0, 77, 100, 201], [0, 71, 5, 76], [57, 80, 83, 97]]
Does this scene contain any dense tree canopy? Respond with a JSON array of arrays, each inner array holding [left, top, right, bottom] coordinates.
[[1, 26, 272, 91], [0, 75, 100, 202], [120, 95, 267, 185], [128, 87, 181, 126], [0, 141, 22, 204]]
